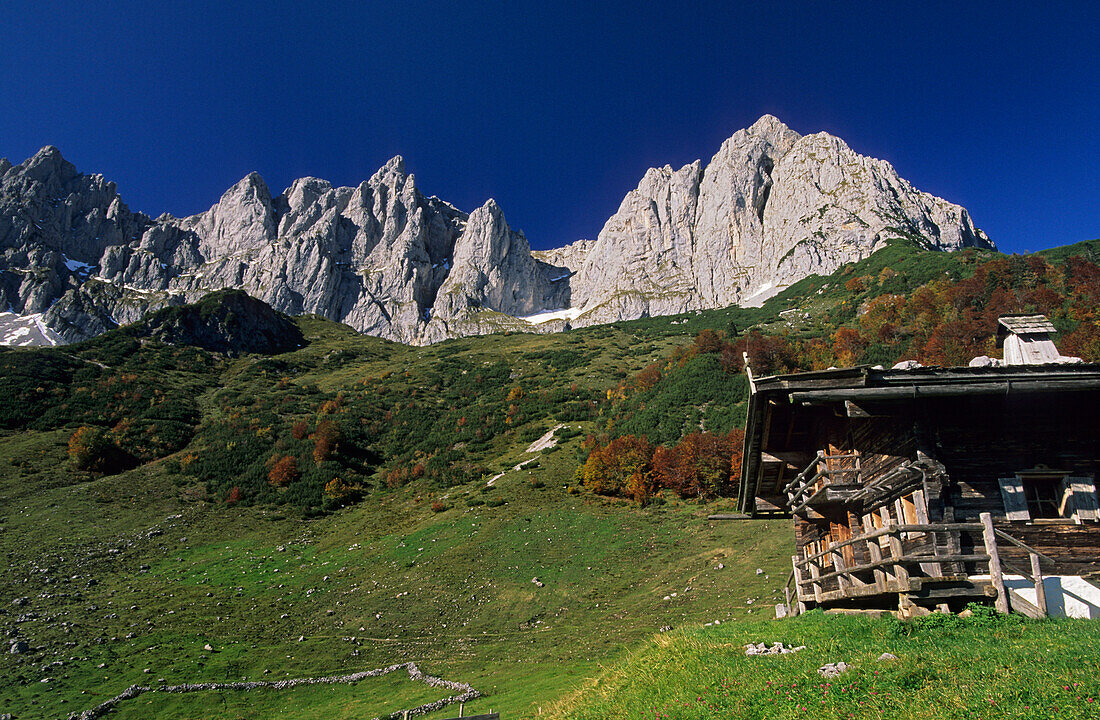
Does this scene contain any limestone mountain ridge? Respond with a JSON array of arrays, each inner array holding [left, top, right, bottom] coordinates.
[[0, 116, 993, 346]]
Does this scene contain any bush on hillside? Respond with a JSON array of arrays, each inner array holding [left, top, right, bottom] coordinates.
[[68, 425, 134, 474]]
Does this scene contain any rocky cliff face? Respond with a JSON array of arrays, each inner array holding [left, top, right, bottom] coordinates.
[[0, 116, 993, 346], [563, 115, 991, 327]]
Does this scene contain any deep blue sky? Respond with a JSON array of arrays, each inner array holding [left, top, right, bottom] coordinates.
[[2, 2, 1096, 253]]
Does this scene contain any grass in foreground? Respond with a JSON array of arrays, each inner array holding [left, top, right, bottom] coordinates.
[[554, 609, 1100, 720]]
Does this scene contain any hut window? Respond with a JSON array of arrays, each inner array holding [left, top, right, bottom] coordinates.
[[1022, 476, 1069, 519], [1000, 473, 1100, 522]]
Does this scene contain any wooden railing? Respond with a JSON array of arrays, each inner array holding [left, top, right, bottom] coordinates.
[[783, 451, 862, 514], [782, 513, 1054, 618], [989, 523, 1057, 618]]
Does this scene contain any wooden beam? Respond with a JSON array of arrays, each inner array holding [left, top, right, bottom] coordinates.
[[981, 512, 1010, 614], [1030, 552, 1047, 618], [862, 514, 887, 591], [790, 377, 1100, 404], [792, 554, 808, 613], [885, 522, 911, 592], [913, 490, 942, 577], [809, 558, 823, 604]]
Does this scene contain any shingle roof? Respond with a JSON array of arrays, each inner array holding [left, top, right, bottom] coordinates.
[[996, 315, 1057, 347]]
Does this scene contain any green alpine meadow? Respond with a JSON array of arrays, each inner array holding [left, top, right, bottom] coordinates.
[[3, 239, 1100, 718]]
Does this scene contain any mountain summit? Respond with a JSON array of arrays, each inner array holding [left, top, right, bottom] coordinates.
[[0, 116, 992, 345]]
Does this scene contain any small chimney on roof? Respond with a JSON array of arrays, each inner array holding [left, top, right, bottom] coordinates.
[[996, 315, 1073, 365]]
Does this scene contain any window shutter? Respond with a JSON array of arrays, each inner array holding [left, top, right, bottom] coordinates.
[[1068, 476, 1100, 522], [998, 476, 1030, 521]]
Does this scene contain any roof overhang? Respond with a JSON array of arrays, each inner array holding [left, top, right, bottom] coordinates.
[[737, 362, 1100, 515]]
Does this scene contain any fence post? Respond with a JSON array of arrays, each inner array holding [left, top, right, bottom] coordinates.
[[791, 555, 807, 614], [832, 547, 849, 593], [885, 523, 910, 592], [980, 512, 1010, 614], [809, 558, 823, 604], [1030, 552, 1047, 618], [862, 515, 887, 591]]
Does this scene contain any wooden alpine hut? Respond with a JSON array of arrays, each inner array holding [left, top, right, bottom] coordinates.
[[739, 315, 1100, 618]]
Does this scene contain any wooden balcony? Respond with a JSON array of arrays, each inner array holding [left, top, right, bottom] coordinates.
[[781, 513, 1057, 618], [783, 451, 863, 513]]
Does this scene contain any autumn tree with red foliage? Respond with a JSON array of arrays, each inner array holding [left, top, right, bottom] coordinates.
[[313, 419, 341, 463], [693, 329, 724, 354], [651, 430, 743, 499], [267, 454, 299, 487], [832, 327, 867, 367], [68, 426, 112, 472], [733, 331, 802, 376], [578, 429, 747, 505], [577, 434, 653, 497]]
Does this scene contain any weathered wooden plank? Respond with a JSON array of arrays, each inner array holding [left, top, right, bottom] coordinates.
[[981, 512, 1010, 614], [795, 523, 985, 567], [791, 555, 807, 614], [809, 555, 990, 585], [862, 514, 887, 591], [913, 489, 942, 576], [809, 559, 823, 603], [1030, 552, 1047, 618], [885, 522, 911, 592]]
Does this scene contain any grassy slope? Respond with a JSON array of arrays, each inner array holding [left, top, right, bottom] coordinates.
[[0, 317, 791, 720], [3, 238, 1099, 719], [555, 611, 1100, 720]]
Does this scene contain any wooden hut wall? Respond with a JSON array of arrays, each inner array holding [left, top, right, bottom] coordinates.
[[800, 411, 913, 467], [989, 523, 1100, 578], [849, 417, 917, 508], [920, 393, 1100, 521]]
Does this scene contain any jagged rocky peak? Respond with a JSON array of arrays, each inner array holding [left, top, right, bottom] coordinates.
[[19, 145, 79, 185], [1, 117, 993, 346], [180, 171, 278, 260], [371, 155, 407, 186], [564, 114, 993, 324], [434, 198, 567, 322]]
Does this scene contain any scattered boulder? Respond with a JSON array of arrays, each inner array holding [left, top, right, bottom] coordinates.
[[9, 640, 28, 654], [745, 642, 805, 656], [818, 661, 850, 678], [531, 578, 544, 588], [877, 652, 898, 662]]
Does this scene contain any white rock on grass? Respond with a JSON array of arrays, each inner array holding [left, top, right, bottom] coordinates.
[[818, 661, 851, 678], [745, 642, 805, 656]]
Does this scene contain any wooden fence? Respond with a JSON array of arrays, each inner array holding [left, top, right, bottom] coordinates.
[[784, 512, 1055, 617]]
